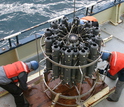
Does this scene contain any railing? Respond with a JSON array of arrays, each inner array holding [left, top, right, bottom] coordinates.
[[0, 0, 123, 52]]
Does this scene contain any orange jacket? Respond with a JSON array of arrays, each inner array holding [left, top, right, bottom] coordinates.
[[80, 16, 98, 22], [109, 51, 124, 76], [3, 61, 29, 79]]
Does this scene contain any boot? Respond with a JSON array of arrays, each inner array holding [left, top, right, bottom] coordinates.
[[107, 80, 124, 102], [13, 94, 30, 107], [24, 98, 30, 107], [13, 94, 25, 107]]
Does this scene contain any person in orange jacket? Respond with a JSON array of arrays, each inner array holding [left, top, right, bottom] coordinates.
[[80, 16, 99, 27], [99, 51, 124, 102], [0, 60, 39, 107]]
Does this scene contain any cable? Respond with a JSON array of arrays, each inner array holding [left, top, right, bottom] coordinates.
[[73, 0, 76, 18]]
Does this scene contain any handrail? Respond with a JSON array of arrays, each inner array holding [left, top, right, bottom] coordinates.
[[0, 0, 123, 49]]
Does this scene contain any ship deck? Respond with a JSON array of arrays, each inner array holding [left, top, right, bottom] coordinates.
[[0, 15, 124, 107]]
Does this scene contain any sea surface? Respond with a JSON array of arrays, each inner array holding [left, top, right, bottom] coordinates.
[[0, 0, 121, 40]]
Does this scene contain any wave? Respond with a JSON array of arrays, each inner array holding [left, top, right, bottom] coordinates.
[[0, 0, 118, 38]]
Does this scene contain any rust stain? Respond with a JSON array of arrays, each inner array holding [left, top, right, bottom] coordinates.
[[24, 74, 108, 107]]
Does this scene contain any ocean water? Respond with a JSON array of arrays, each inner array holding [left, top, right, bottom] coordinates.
[[0, 0, 120, 39]]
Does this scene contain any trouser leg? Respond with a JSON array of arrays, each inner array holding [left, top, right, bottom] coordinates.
[[14, 94, 25, 107], [107, 80, 124, 102], [0, 82, 29, 107], [107, 69, 124, 102]]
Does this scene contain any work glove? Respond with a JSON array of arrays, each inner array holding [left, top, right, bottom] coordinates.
[[98, 69, 107, 75], [98, 64, 109, 75]]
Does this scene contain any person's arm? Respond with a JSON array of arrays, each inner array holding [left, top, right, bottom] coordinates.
[[18, 72, 28, 91]]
